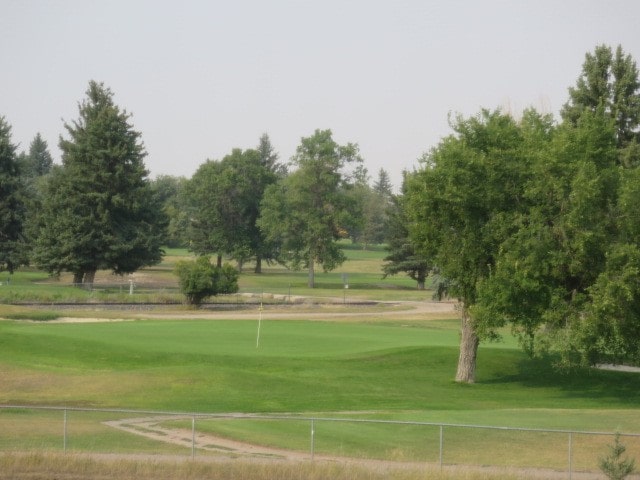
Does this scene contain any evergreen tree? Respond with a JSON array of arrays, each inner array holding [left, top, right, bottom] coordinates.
[[600, 433, 636, 480], [0, 117, 27, 273], [19, 133, 53, 178], [257, 133, 286, 177], [32, 81, 166, 286], [364, 168, 394, 245], [19, 133, 54, 248], [383, 174, 430, 289], [561, 44, 640, 165], [373, 168, 393, 197]]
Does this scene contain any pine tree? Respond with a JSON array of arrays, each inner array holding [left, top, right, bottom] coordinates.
[[383, 175, 430, 289], [600, 433, 636, 480], [561, 44, 640, 165], [32, 81, 166, 286], [0, 117, 27, 273], [19, 133, 53, 178]]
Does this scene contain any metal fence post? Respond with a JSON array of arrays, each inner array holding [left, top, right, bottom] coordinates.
[[63, 409, 67, 453], [568, 432, 573, 480], [310, 419, 315, 460], [191, 416, 196, 459], [439, 425, 444, 470]]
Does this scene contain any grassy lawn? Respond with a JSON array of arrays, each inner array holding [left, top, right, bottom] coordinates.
[[1, 318, 639, 416], [2, 316, 639, 470]]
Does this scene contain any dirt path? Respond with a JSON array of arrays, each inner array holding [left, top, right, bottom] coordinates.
[[104, 415, 315, 460], [101, 415, 606, 479]]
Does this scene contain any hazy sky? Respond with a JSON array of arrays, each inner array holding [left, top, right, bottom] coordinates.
[[2, 1, 640, 190]]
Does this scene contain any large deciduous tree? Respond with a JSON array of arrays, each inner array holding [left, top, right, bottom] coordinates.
[[407, 110, 532, 383], [32, 81, 166, 287], [150, 175, 190, 248], [474, 47, 640, 369], [400, 45, 640, 383], [472, 109, 619, 366], [0, 117, 27, 273], [258, 129, 361, 287], [186, 136, 282, 272]]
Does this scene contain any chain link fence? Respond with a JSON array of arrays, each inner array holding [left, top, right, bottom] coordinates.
[[2, 405, 638, 478]]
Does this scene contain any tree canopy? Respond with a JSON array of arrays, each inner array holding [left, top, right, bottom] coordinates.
[[258, 129, 361, 287], [405, 45, 640, 382], [185, 135, 282, 272]]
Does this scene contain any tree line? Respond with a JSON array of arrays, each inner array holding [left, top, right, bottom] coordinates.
[[0, 81, 394, 289]]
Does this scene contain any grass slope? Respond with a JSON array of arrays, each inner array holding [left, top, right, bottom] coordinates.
[[1, 319, 639, 420]]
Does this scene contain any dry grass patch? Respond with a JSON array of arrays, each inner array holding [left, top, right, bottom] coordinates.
[[0, 452, 547, 480]]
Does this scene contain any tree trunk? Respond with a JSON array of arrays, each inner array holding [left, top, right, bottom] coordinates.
[[308, 255, 315, 288], [82, 269, 96, 291], [455, 306, 480, 383], [72, 272, 83, 287], [254, 255, 262, 274], [216, 255, 222, 268], [417, 272, 426, 290]]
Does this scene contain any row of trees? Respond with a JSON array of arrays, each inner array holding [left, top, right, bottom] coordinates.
[[399, 44, 640, 382], [180, 129, 394, 287], [1, 81, 394, 289]]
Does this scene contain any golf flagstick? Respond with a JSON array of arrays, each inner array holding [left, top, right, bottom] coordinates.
[[256, 302, 263, 348]]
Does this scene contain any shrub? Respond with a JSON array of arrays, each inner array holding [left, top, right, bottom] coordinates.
[[174, 257, 238, 307], [600, 432, 636, 480]]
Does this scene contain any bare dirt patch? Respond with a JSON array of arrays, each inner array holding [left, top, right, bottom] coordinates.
[[104, 415, 309, 460], [43, 300, 457, 323]]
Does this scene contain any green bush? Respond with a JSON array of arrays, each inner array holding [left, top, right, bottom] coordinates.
[[600, 432, 636, 480], [174, 256, 238, 306]]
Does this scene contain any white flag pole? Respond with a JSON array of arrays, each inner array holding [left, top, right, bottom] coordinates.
[[256, 302, 263, 348]]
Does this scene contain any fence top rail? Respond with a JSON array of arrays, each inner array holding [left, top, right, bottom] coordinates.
[[2, 404, 638, 437]]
